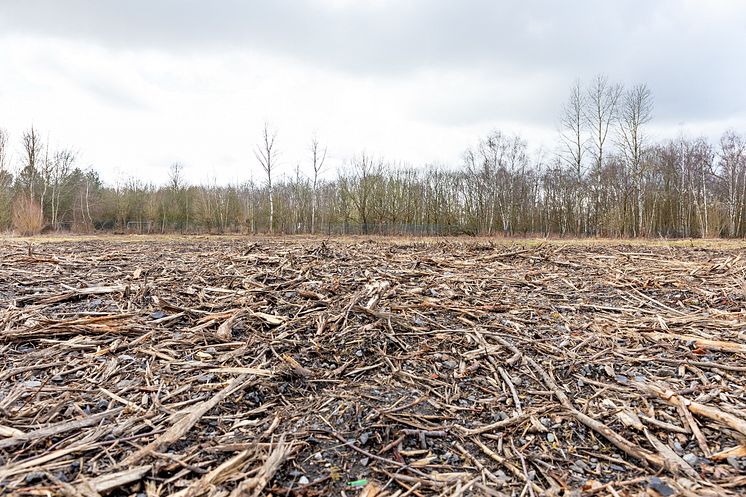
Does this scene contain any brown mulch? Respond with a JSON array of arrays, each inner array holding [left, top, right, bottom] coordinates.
[[1, 237, 745, 496]]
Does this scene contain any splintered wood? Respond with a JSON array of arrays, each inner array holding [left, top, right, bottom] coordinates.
[[1, 238, 745, 496]]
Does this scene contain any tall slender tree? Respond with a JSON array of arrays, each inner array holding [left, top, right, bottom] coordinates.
[[585, 75, 622, 232], [20, 126, 43, 202], [255, 122, 278, 233], [50, 148, 76, 229], [716, 130, 746, 236], [309, 134, 327, 234], [559, 80, 587, 234], [618, 84, 653, 236]]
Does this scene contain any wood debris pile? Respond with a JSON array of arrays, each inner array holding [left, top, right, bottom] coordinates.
[[1, 238, 745, 496]]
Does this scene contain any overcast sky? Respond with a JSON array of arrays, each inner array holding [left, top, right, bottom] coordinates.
[[1, 0, 745, 185]]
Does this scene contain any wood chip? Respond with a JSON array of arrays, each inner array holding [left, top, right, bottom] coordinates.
[[1, 239, 744, 495]]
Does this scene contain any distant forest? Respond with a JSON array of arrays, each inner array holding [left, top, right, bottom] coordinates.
[[1, 76, 745, 237]]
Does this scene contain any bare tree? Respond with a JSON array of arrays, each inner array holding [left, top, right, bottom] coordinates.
[[560, 80, 587, 177], [167, 162, 189, 231], [618, 84, 653, 236], [40, 138, 52, 226], [168, 162, 184, 191], [51, 149, 76, 229], [585, 75, 622, 231], [348, 152, 383, 234], [309, 134, 327, 234], [20, 126, 43, 201], [255, 122, 278, 233], [559, 80, 587, 234], [585, 76, 623, 169], [716, 130, 746, 236]]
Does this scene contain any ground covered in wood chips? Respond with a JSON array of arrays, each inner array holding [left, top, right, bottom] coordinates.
[[1, 237, 746, 497]]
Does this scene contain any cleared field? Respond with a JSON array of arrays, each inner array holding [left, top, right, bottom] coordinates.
[[1, 238, 745, 496]]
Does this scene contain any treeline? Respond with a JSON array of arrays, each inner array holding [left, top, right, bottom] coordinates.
[[1, 76, 746, 237]]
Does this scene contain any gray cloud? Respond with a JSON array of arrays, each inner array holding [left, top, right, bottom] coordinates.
[[0, 1, 637, 73], [2, 0, 745, 126], [0, 0, 745, 181]]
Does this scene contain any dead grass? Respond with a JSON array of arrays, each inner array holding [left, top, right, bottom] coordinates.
[[5, 232, 746, 250], [10, 198, 43, 237]]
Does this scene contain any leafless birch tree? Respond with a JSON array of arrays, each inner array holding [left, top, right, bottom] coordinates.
[[716, 131, 746, 236], [51, 149, 76, 229], [585, 75, 622, 231], [619, 84, 653, 236], [559, 80, 587, 233], [255, 122, 278, 233]]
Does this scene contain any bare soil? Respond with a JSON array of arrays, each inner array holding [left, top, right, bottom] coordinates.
[[1, 237, 745, 496]]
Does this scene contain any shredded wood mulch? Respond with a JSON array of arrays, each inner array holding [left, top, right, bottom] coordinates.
[[1, 237, 745, 497]]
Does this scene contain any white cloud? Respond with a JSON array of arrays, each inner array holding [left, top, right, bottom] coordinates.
[[0, 0, 745, 185]]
